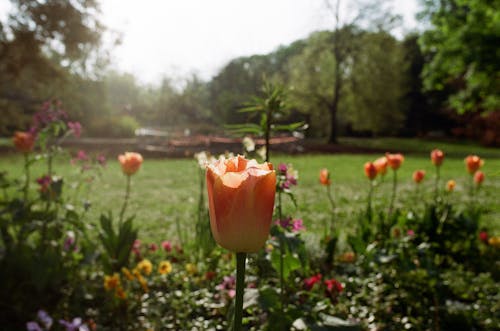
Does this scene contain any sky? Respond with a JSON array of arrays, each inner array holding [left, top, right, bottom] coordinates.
[[0, 0, 420, 84], [99, 0, 420, 84]]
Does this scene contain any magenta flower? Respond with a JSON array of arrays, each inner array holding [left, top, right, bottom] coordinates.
[[407, 229, 415, 237], [97, 154, 106, 167], [161, 240, 172, 252], [67, 122, 82, 138], [59, 317, 89, 331], [292, 219, 305, 232], [304, 274, 322, 290], [278, 163, 288, 174], [63, 231, 76, 252], [216, 275, 236, 298], [36, 175, 52, 192]]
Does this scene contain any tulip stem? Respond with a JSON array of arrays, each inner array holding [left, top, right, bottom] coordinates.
[[234, 252, 247, 331], [367, 180, 373, 222], [119, 175, 131, 222], [388, 170, 397, 217], [23, 153, 30, 201], [434, 166, 440, 203]]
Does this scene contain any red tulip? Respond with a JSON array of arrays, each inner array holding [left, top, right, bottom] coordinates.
[[386, 153, 404, 170], [206, 155, 276, 253], [319, 168, 331, 186], [364, 162, 377, 180], [412, 170, 425, 184], [13, 131, 35, 153], [118, 152, 143, 176], [464, 155, 484, 174], [430, 149, 444, 166], [373, 157, 388, 175], [474, 171, 485, 186]]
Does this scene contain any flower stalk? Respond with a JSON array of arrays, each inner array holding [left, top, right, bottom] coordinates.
[[233, 252, 247, 331], [119, 175, 131, 222]]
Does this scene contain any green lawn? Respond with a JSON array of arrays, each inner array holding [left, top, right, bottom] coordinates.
[[2, 149, 499, 244]]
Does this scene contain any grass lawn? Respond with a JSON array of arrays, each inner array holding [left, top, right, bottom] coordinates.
[[1, 148, 498, 244]]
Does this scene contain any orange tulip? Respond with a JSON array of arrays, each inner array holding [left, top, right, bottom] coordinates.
[[373, 157, 388, 175], [386, 153, 404, 170], [412, 170, 425, 184], [464, 155, 484, 174], [430, 149, 444, 166], [319, 168, 331, 186], [474, 171, 485, 186], [446, 180, 456, 192], [364, 162, 377, 180], [118, 152, 143, 176], [206, 155, 276, 253], [13, 131, 35, 153]]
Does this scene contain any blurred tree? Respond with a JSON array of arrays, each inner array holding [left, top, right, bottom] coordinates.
[[0, 0, 105, 134], [418, 0, 500, 113], [288, 0, 401, 142], [344, 31, 407, 135]]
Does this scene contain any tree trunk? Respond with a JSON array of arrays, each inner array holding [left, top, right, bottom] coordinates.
[[328, 60, 341, 144]]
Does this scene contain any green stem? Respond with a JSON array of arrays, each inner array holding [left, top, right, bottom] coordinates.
[[434, 166, 440, 203], [277, 191, 285, 311], [326, 185, 335, 236], [388, 170, 398, 216], [234, 252, 247, 331], [367, 180, 373, 222], [119, 175, 131, 222], [23, 153, 30, 201]]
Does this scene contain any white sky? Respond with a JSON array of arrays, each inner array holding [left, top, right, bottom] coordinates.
[[0, 0, 419, 84], [100, 0, 419, 84]]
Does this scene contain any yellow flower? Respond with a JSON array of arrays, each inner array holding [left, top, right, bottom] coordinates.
[[115, 286, 127, 300], [122, 267, 134, 281], [488, 236, 500, 249], [104, 273, 120, 291], [158, 261, 173, 275], [137, 259, 153, 276], [185, 263, 198, 275], [138, 275, 149, 293]]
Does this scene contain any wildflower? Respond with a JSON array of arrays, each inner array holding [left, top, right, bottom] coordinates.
[[216, 275, 236, 298], [386, 153, 404, 170], [292, 219, 306, 232], [324, 278, 343, 294], [134, 271, 149, 292], [158, 261, 173, 275], [265, 243, 274, 252], [303, 274, 322, 290], [364, 162, 377, 180], [373, 156, 388, 175], [412, 170, 425, 184], [446, 180, 456, 192], [149, 243, 158, 252], [161, 240, 172, 252], [242, 136, 256, 152], [96, 154, 106, 167], [67, 122, 82, 138], [479, 231, 489, 244], [59, 317, 88, 331], [13, 131, 35, 153], [185, 263, 198, 275], [132, 239, 141, 256], [407, 229, 415, 237], [115, 286, 127, 300], [205, 271, 217, 281], [338, 252, 356, 263], [319, 168, 331, 186], [38, 310, 53, 329], [474, 171, 485, 186], [104, 273, 120, 291], [464, 155, 484, 174], [63, 231, 76, 252], [430, 149, 444, 166], [26, 322, 42, 331], [36, 175, 52, 193], [118, 152, 143, 176], [137, 259, 153, 276], [488, 236, 500, 248], [121, 267, 134, 281], [278, 163, 288, 175]]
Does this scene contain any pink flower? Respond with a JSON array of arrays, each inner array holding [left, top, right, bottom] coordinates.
[[407, 229, 415, 237], [278, 163, 288, 174], [36, 175, 52, 192], [149, 243, 158, 252], [97, 154, 106, 167], [216, 275, 236, 298], [161, 241, 172, 252], [132, 239, 141, 256], [292, 219, 305, 232], [67, 122, 82, 138]]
